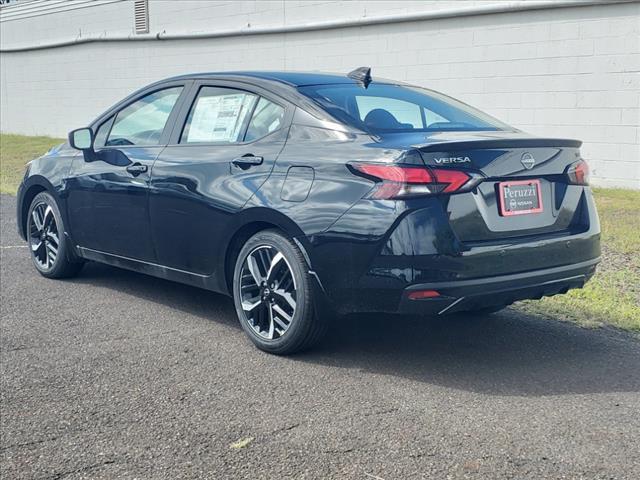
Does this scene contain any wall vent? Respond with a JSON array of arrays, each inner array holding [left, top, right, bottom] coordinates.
[[134, 0, 149, 34]]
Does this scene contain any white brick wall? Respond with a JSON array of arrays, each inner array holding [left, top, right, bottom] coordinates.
[[1, 0, 638, 188]]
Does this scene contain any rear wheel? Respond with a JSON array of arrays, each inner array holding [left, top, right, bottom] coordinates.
[[232, 230, 326, 354], [27, 192, 83, 279]]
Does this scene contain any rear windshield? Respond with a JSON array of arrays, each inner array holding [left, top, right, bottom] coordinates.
[[298, 83, 510, 133]]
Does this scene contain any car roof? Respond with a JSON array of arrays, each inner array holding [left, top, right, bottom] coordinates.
[[90, 71, 366, 132], [93, 70, 401, 133], [165, 71, 362, 87]]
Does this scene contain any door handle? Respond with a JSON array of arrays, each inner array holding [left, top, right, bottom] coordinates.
[[126, 163, 148, 176], [232, 155, 263, 168]]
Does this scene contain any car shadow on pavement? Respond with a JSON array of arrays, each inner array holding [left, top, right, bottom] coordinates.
[[306, 312, 640, 397], [75, 262, 640, 398], [73, 261, 240, 329]]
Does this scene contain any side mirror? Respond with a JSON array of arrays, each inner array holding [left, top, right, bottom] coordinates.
[[69, 128, 94, 151]]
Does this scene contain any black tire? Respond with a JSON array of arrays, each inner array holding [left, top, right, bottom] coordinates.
[[27, 192, 83, 279], [232, 229, 327, 355]]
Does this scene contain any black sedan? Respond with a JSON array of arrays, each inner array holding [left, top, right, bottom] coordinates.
[[17, 68, 600, 354]]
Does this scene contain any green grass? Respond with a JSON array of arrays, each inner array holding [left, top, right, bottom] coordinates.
[[516, 187, 640, 332], [1, 133, 638, 332], [0, 133, 64, 195]]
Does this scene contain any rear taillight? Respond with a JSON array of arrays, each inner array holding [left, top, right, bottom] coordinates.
[[350, 163, 476, 199], [407, 289, 440, 300], [566, 159, 590, 185]]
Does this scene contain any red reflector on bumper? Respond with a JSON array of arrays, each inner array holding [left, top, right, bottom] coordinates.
[[407, 290, 440, 300]]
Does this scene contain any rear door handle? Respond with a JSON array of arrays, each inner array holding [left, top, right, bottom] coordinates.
[[232, 155, 263, 168], [126, 163, 148, 176]]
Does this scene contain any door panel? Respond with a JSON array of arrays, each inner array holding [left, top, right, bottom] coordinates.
[[150, 129, 288, 274], [65, 84, 189, 262], [149, 83, 292, 275], [66, 147, 161, 261]]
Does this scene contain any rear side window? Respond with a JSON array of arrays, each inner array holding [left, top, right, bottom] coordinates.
[[107, 87, 183, 146], [181, 87, 257, 144], [244, 98, 285, 142], [298, 83, 510, 133]]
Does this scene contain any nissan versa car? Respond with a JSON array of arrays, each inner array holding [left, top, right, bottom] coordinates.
[[17, 68, 600, 354]]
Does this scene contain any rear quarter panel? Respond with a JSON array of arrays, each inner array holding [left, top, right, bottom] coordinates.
[[246, 122, 409, 234]]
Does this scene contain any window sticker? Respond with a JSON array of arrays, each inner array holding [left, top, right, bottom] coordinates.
[[186, 93, 255, 143]]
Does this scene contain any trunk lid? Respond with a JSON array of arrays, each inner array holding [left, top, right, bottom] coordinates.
[[383, 131, 589, 242]]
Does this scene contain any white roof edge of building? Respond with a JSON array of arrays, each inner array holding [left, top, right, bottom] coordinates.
[[1, 0, 635, 53]]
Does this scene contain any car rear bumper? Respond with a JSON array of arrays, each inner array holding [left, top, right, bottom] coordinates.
[[397, 257, 599, 315], [309, 188, 600, 315]]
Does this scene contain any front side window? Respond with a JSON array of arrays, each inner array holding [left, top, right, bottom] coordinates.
[[298, 83, 511, 133], [181, 87, 258, 144], [107, 87, 183, 146]]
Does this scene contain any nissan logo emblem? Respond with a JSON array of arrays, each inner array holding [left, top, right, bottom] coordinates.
[[521, 152, 536, 170]]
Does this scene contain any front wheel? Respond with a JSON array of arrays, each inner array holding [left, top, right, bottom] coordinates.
[[27, 192, 83, 279], [232, 230, 326, 355]]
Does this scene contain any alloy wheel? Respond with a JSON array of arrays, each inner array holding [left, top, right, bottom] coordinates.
[[29, 201, 60, 271], [239, 245, 297, 340]]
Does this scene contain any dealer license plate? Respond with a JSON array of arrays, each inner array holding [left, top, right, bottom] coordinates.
[[498, 179, 543, 216]]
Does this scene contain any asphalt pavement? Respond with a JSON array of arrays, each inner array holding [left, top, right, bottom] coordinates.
[[1, 193, 639, 479]]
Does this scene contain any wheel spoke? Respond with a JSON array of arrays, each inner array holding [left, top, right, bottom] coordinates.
[[242, 298, 262, 313], [43, 205, 54, 229], [273, 314, 288, 332], [31, 209, 43, 231], [247, 254, 264, 286], [46, 242, 58, 257], [266, 304, 275, 339], [46, 231, 59, 246], [266, 252, 284, 283], [273, 288, 296, 310], [30, 240, 43, 252], [272, 303, 292, 326]]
